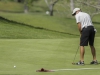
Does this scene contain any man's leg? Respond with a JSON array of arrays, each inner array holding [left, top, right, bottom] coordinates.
[[80, 46, 85, 62], [90, 46, 98, 64], [90, 46, 96, 61]]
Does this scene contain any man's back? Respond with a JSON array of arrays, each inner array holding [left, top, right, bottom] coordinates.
[[75, 12, 93, 29]]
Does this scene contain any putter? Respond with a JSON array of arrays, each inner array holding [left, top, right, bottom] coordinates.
[[72, 38, 88, 65], [72, 45, 79, 65]]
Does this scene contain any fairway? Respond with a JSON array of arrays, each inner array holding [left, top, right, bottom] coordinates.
[[0, 38, 100, 75]]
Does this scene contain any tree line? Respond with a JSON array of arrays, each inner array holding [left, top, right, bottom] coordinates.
[[0, 0, 100, 17]]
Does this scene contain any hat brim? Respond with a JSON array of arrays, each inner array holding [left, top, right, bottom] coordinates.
[[72, 13, 76, 16]]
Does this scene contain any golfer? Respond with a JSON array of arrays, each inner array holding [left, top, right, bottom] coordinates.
[[72, 8, 98, 65]]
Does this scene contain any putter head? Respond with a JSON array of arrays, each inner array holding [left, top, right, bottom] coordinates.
[[72, 63, 76, 65]]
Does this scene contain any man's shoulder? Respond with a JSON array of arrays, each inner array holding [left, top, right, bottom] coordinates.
[[77, 12, 89, 16], [79, 12, 86, 15]]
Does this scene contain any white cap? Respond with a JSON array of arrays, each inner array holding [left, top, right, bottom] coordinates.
[[72, 8, 81, 16]]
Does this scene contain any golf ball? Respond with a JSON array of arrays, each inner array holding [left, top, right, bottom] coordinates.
[[46, 11, 49, 15], [14, 65, 16, 68]]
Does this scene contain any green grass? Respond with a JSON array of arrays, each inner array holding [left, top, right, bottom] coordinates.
[[0, 12, 77, 34], [0, 38, 100, 75], [0, 12, 100, 37], [0, 1, 23, 12], [0, 1, 100, 38], [0, 12, 79, 38], [0, 1, 100, 75], [0, 16, 78, 39], [92, 14, 100, 22]]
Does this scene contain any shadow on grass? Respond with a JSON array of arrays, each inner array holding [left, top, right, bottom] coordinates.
[[93, 22, 100, 25], [85, 62, 100, 65], [0, 16, 79, 36]]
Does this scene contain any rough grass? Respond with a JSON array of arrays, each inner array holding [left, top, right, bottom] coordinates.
[[0, 12, 100, 37], [0, 12, 75, 33], [0, 12, 79, 37], [0, 16, 78, 39]]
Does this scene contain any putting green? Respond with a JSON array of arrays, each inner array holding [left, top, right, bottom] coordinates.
[[0, 38, 100, 75]]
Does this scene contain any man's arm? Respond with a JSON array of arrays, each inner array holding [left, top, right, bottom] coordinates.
[[77, 22, 81, 35]]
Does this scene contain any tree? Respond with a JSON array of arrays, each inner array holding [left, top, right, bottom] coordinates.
[[76, 0, 100, 17], [45, 0, 59, 16], [24, 0, 38, 13], [24, 0, 29, 13], [70, 0, 74, 11]]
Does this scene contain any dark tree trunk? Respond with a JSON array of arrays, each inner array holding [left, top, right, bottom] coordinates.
[[49, 4, 54, 16], [15, 0, 24, 3], [18, 0, 21, 2], [49, 0, 59, 16]]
